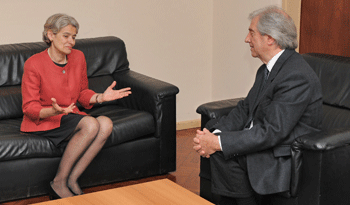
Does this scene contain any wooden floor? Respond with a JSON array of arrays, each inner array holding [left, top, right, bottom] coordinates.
[[2, 127, 200, 205]]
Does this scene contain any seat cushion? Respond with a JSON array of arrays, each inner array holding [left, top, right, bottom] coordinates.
[[85, 105, 155, 147], [0, 118, 61, 162], [0, 105, 155, 162]]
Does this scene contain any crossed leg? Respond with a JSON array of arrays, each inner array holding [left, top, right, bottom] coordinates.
[[50, 116, 113, 198]]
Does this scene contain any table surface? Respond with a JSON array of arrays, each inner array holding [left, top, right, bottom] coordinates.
[[31, 179, 213, 205]]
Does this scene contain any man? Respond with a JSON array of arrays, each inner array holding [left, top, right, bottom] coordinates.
[[193, 6, 322, 205]]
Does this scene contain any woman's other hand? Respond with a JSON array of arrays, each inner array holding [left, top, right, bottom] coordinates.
[[51, 98, 76, 114]]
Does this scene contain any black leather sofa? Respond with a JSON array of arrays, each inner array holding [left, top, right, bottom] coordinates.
[[0, 36, 179, 202], [197, 53, 350, 205]]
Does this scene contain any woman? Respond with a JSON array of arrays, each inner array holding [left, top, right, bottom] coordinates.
[[21, 13, 131, 199]]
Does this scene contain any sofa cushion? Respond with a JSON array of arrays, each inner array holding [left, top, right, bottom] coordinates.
[[0, 86, 23, 120], [0, 42, 46, 87], [0, 118, 61, 162], [0, 106, 155, 162], [322, 104, 350, 131], [84, 105, 155, 147], [74, 36, 130, 77], [303, 53, 350, 109]]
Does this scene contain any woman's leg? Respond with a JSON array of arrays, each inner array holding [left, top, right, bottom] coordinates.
[[51, 116, 100, 198], [67, 116, 113, 195]]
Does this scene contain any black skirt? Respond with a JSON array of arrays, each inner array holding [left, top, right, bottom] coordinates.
[[30, 113, 85, 147]]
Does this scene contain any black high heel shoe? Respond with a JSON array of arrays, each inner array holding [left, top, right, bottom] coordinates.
[[68, 186, 85, 196], [48, 181, 62, 200]]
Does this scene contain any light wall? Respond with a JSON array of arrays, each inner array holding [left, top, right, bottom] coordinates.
[[283, 0, 302, 52], [1, 0, 301, 128]]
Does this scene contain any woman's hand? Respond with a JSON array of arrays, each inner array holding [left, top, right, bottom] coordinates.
[[51, 98, 76, 114], [99, 81, 131, 103]]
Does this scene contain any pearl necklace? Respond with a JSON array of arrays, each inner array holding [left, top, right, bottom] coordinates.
[[48, 48, 67, 64]]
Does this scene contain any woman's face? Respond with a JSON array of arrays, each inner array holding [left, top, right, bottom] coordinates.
[[48, 25, 77, 56]]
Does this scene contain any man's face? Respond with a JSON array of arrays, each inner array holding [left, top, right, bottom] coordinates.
[[245, 17, 269, 60]]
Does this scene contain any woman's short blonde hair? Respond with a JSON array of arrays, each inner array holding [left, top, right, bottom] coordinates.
[[42, 13, 79, 46]]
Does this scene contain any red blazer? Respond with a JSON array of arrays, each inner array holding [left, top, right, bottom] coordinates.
[[21, 49, 95, 132]]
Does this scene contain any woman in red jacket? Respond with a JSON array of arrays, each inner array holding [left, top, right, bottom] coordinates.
[[21, 13, 131, 199]]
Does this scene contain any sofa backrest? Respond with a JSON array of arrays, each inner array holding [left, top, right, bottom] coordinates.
[[302, 53, 350, 131], [0, 36, 129, 120], [74, 36, 129, 77]]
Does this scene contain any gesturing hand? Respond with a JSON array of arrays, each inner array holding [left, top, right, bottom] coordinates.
[[51, 98, 76, 115], [101, 81, 132, 102]]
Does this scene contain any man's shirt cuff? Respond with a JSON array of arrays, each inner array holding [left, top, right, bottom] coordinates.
[[213, 129, 223, 151]]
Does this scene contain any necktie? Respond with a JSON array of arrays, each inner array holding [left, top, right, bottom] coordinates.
[[265, 67, 269, 81], [244, 66, 269, 129], [262, 67, 269, 89], [260, 66, 269, 89]]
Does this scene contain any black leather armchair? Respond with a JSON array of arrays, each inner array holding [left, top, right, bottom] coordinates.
[[197, 53, 350, 205]]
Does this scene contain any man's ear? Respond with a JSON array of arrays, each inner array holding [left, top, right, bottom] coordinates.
[[266, 35, 276, 46]]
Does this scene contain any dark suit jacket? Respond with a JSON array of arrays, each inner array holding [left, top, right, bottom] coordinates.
[[206, 49, 323, 195]]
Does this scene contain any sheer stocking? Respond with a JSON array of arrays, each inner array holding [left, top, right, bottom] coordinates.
[[67, 116, 112, 194], [51, 116, 112, 198]]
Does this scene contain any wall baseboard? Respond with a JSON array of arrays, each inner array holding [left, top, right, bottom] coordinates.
[[176, 119, 201, 130]]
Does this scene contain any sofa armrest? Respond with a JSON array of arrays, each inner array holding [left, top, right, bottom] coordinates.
[[113, 70, 179, 173], [290, 128, 350, 197], [293, 128, 350, 151], [196, 98, 244, 129], [196, 98, 245, 118]]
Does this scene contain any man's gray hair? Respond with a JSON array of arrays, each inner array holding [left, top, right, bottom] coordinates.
[[249, 6, 298, 49]]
